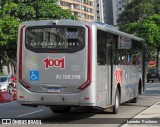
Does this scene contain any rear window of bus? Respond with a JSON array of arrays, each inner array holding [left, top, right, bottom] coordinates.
[[25, 26, 85, 53]]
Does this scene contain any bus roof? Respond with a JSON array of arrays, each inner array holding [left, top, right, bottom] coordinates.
[[21, 20, 144, 42], [94, 22, 144, 42]]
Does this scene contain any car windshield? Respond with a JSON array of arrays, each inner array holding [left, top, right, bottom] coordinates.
[[0, 77, 7, 82]]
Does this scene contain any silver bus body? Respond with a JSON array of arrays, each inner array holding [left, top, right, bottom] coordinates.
[[17, 20, 145, 113]]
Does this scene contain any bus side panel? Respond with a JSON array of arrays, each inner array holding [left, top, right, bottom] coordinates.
[[96, 28, 113, 108], [97, 65, 109, 108], [112, 65, 140, 104], [111, 37, 143, 105]]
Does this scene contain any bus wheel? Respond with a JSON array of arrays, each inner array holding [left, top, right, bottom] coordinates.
[[50, 106, 71, 113], [112, 89, 120, 114], [130, 97, 138, 103]]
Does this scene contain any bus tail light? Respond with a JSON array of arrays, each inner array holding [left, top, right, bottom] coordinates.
[[19, 96, 24, 99], [84, 97, 90, 100], [78, 80, 91, 90], [78, 25, 92, 90], [19, 25, 31, 90]]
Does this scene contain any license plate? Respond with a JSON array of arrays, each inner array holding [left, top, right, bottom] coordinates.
[[47, 88, 61, 93], [151, 74, 156, 76]]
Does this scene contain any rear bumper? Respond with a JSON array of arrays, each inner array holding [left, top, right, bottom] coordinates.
[[147, 76, 160, 80], [17, 82, 96, 107]]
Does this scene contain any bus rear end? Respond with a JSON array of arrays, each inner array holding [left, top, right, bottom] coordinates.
[[17, 20, 95, 112]]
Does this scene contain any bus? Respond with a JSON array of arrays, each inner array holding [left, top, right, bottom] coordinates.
[[17, 20, 146, 114]]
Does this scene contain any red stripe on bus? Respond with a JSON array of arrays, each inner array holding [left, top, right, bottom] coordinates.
[[19, 25, 31, 89], [78, 25, 92, 90]]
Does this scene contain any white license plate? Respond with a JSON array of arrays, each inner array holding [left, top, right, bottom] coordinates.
[[151, 74, 156, 76], [47, 88, 61, 93]]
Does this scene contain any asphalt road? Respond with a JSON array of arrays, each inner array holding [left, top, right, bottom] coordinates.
[[0, 82, 160, 127]]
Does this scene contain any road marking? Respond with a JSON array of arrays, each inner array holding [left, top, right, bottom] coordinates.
[[17, 110, 44, 118], [0, 101, 17, 106]]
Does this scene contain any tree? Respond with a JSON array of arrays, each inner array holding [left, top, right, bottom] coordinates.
[[117, 0, 160, 26], [117, 0, 160, 67], [0, 15, 19, 73], [136, 15, 160, 67], [120, 14, 160, 67], [2, 0, 75, 21]]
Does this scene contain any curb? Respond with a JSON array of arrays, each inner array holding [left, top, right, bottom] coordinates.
[[121, 102, 160, 127]]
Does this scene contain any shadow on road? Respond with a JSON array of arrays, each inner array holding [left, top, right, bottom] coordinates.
[[43, 107, 118, 124], [120, 103, 150, 108]]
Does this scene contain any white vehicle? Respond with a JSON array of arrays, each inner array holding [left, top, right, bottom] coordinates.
[[0, 76, 9, 91], [17, 20, 145, 114]]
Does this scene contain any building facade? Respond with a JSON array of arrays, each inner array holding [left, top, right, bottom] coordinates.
[[112, 0, 131, 25], [95, 0, 131, 25], [96, 0, 104, 23], [59, 0, 95, 22]]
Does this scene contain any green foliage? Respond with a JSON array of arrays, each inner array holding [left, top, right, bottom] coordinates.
[[117, 0, 160, 66], [117, 0, 160, 48], [121, 14, 160, 48], [1, 0, 75, 21], [117, 0, 160, 25], [140, 15, 160, 47], [120, 14, 160, 67], [0, 71, 3, 76], [0, 15, 19, 45]]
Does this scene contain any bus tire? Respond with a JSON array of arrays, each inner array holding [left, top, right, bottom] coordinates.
[[130, 97, 138, 103], [51, 106, 71, 113], [112, 89, 120, 114], [139, 80, 142, 95]]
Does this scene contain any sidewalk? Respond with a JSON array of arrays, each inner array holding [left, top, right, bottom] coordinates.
[[122, 102, 160, 127]]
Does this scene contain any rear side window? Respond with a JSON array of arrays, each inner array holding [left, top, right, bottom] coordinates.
[[25, 26, 85, 53], [149, 69, 158, 73], [0, 77, 7, 82]]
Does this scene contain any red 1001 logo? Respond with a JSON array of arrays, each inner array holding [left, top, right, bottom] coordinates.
[[115, 68, 122, 84], [43, 57, 65, 69]]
